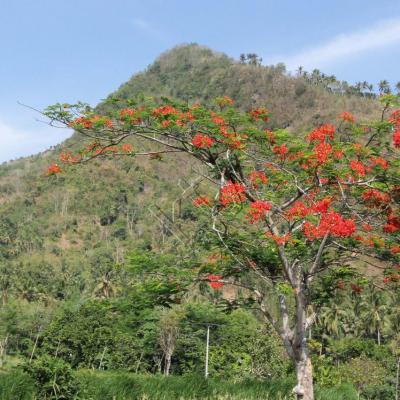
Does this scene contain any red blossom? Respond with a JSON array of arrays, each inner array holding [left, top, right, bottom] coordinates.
[[362, 224, 373, 232], [350, 283, 363, 294], [219, 181, 247, 206], [272, 144, 288, 158], [361, 189, 390, 208], [393, 130, 400, 148], [69, 116, 93, 129], [383, 214, 400, 233], [211, 113, 225, 125], [246, 200, 272, 224], [207, 274, 224, 290], [193, 195, 211, 207], [60, 152, 80, 164], [303, 211, 355, 241], [249, 107, 269, 122], [350, 160, 366, 177], [369, 156, 389, 170], [120, 108, 142, 124], [313, 142, 333, 164], [339, 112, 355, 123], [192, 134, 214, 149], [248, 171, 268, 188], [153, 105, 179, 116], [308, 124, 335, 142], [265, 232, 291, 245], [121, 143, 134, 153], [389, 110, 400, 126], [46, 163, 61, 175], [286, 201, 310, 220], [311, 197, 332, 214], [265, 129, 275, 144], [390, 245, 400, 254]]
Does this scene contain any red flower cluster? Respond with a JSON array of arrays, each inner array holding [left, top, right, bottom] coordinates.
[[286, 197, 332, 220], [119, 108, 142, 124], [211, 113, 225, 125], [308, 124, 335, 142], [60, 152, 80, 164], [361, 189, 390, 208], [389, 110, 400, 148], [389, 110, 400, 124], [369, 156, 388, 170], [286, 201, 309, 219], [176, 111, 194, 126], [394, 130, 400, 149], [246, 201, 272, 224], [350, 160, 366, 177], [249, 107, 269, 122], [383, 214, 400, 233], [339, 112, 355, 123], [120, 143, 133, 153], [192, 134, 214, 149], [313, 141, 333, 164], [207, 274, 224, 289], [383, 274, 400, 284], [70, 116, 93, 129], [265, 232, 291, 245], [46, 163, 61, 175], [350, 283, 363, 294], [272, 144, 288, 158], [153, 105, 179, 116], [248, 171, 268, 188], [219, 181, 247, 206], [362, 223, 373, 232], [70, 115, 113, 129], [193, 195, 211, 207], [265, 129, 275, 144], [303, 211, 355, 241]]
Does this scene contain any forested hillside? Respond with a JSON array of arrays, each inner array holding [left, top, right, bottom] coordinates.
[[0, 44, 398, 400]]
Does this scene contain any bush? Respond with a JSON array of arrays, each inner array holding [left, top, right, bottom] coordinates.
[[0, 369, 35, 400], [23, 355, 79, 399]]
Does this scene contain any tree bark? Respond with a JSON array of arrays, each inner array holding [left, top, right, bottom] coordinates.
[[164, 353, 172, 376], [294, 356, 314, 400]]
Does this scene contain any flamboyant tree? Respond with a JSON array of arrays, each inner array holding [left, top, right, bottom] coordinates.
[[43, 94, 400, 399]]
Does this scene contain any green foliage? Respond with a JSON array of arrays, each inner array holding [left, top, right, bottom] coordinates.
[[23, 355, 79, 399], [0, 369, 35, 400]]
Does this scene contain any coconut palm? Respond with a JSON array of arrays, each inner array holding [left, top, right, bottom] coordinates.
[[359, 287, 390, 345]]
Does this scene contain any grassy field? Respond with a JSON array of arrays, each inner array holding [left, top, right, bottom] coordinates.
[[0, 369, 359, 399]]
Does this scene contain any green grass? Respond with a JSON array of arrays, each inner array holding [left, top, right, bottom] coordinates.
[[0, 369, 359, 400]]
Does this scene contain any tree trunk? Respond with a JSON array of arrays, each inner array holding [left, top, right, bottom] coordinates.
[[294, 356, 314, 400], [164, 353, 171, 376]]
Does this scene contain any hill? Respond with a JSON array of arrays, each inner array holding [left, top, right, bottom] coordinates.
[[0, 43, 382, 304]]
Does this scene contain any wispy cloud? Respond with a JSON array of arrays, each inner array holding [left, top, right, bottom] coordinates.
[[274, 17, 400, 71], [0, 118, 70, 163], [132, 18, 167, 42]]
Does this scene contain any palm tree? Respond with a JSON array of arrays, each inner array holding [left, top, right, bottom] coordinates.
[[396, 81, 400, 95], [359, 287, 390, 345], [318, 301, 348, 339], [296, 66, 304, 77], [378, 80, 391, 95]]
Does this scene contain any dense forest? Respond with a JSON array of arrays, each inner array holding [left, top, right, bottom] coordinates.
[[0, 44, 399, 399]]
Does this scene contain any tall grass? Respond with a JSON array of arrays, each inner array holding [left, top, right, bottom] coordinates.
[[0, 369, 359, 399]]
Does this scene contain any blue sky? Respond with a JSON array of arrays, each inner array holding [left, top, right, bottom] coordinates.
[[1, 0, 400, 163]]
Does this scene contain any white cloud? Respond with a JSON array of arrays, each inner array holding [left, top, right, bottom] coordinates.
[[132, 18, 167, 41], [0, 118, 71, 163], [274, 17, 400, 71]]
